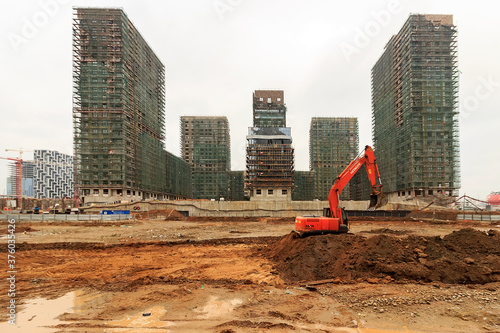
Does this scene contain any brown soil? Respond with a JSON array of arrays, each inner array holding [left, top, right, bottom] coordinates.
[[0, 217, 498, 332], [134, 209, 186, 220], [269, 228, 500, 284], [364, 227, 413, 235], [0, 225, 38, 233]]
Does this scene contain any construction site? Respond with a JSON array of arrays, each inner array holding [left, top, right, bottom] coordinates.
[[0, 205, 499, 332], [1, 9, 499, 333]]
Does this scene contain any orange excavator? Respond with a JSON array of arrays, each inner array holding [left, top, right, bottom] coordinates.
[[295, 145, 387, 236]]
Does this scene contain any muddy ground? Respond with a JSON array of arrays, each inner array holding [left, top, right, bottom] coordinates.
[[0, 213, 499, 332]]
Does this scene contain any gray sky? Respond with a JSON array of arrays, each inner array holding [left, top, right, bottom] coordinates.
[[1, 0, 499, 201]]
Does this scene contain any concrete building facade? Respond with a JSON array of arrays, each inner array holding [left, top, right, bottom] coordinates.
[[34, 150, 74, 199], [372, 14, 460, 202]]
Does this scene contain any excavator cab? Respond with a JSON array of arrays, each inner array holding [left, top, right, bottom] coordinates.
[[341, 207, 348, 227], [323, 207, 347, 221]]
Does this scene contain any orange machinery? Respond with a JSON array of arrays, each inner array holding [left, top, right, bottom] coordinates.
[[295, 145, 386, 236]]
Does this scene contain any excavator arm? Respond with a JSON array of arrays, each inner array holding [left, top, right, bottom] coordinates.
[[328, 145, 385, 218]]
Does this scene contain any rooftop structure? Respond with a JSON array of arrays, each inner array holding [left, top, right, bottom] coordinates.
[[253, 90, 286, 128]]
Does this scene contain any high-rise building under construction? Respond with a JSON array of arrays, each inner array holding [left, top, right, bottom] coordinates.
[[372, 14, 460, 201], [72, 8, 166, 205], [246, 90, 294, 201], [309, 117, 359, 200], [180, 116, 230, 199]]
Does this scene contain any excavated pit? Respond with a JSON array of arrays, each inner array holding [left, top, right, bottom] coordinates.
[[269, 228, 500, 284]]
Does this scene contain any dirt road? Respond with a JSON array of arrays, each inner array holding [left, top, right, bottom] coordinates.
[[0, 215, 499, 332]]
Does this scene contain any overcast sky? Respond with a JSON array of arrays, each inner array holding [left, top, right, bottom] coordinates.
[[1, 0, 499, 200]]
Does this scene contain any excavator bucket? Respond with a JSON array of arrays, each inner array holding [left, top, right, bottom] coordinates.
[[368, 193, 388, 210]]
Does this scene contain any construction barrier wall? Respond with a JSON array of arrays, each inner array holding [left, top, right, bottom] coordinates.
[[81, 200, 419, 217]]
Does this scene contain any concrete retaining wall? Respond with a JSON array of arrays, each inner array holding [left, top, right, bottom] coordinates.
[[82, 200, 416, 217]]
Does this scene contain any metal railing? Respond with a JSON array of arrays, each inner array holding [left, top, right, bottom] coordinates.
[[0, 214, 133, 222], [457, 213, 500, 222]]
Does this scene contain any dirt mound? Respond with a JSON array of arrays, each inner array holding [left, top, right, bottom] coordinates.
[[364, 228, 412, 235], [7, 236, 279, 253], [1, 226, 38, 233], [269, 228, 500, 284], [134, 209, 186, 220], [259, 217, 295, 224], [216, 320, 294, 330], [164, 209, 188, 221], [187, 216, 259, 222]]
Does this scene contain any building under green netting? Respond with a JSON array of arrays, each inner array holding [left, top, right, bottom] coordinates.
[[73, 8, 168, 204], [372, 14, 460, 202]]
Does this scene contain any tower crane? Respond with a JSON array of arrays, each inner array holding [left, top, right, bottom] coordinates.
[[0, 156, 23, 207], [2, 148, 33, 208]]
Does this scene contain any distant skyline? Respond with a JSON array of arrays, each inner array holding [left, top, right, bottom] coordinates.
[[1, 0, 499, 200]]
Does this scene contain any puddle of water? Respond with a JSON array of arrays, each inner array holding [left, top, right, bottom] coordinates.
[[0, 291, 77, 333], [105, 306, 175, 332], [195, 296, 243, 319]]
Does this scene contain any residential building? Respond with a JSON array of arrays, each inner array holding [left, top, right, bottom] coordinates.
[[180, 116, 230, 199], [165, 151, 192, 199], [227, 171, 246, 201], [246, 90, 294, 201], [6, 161, 35, 198], [73, 7, 166, 205], [292, 171, 314, 201], [34, 150, 74, 199], [372, 14, 460, 202], [309, 117, 359, 200]]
